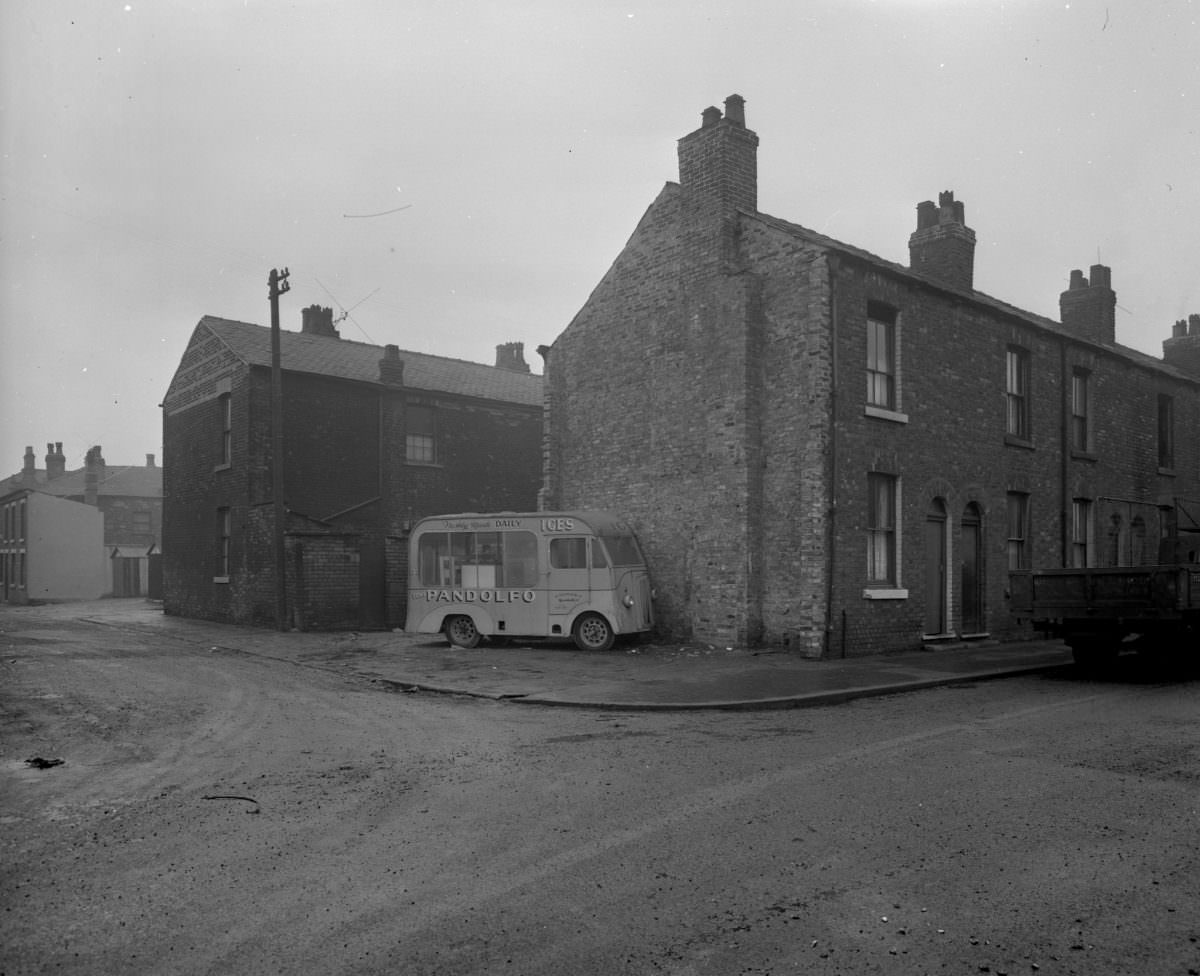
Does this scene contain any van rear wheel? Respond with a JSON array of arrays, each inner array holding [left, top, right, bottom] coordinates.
[[573, 613, 615, 652], [445, 615, 481, 649]]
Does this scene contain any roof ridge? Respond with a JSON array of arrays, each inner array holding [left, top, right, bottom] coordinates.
[[201, 315, 543, 378]]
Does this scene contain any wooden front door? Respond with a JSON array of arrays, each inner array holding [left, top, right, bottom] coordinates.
[[960, 504, 984, 633], [924, 500, 947, 635]]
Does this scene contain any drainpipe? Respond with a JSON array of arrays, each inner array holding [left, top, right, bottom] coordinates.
[[824, 253, 841, 657], [1060, 341, 1070, 566]]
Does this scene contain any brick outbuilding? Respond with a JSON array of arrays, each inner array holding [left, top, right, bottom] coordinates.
[[542, 95, 1200, 656], [162, 310, 542, 630]]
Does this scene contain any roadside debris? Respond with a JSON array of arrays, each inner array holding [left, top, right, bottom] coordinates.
[[24, 757, 63, 769], [202, 794, 261, 814]]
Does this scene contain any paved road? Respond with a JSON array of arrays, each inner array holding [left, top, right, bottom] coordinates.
[[2, 607, 1197, 975]]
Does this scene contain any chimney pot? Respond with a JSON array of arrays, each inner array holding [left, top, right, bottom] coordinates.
[[723, 93, 746, 126], [1190, 312, 1200, 335], [701, 106, 721, 127], [146, 453, 156, 467]]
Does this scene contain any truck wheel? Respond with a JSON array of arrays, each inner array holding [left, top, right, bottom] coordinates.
[[445, 615, 481, 649], [573, 613, 615, 652]]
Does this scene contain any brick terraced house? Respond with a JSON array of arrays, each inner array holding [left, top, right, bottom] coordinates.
[[0, 444, 163, 602], [541, 94, 1200, 656], [162, 308, 542, 630]]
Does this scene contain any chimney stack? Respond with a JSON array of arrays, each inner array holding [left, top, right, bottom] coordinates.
[[84, 445, 103, 506], [908, 191, 976, 291], [146, 453, 156, 467], [495, 342, 531, 373], [1163, 312, 1200, 377], [677, 93, 759, 218], [1059, 264, 1116, 345], [22, 446, 36, 485], [378, 344, 405, 386], [45, 442, 66, 480], [300, 305, 339, 338]]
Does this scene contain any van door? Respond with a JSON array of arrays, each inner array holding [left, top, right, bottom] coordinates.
[[546, 536, 607, 627]]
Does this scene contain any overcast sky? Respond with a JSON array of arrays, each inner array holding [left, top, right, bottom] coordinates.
[[2, 0, 1196, 474]]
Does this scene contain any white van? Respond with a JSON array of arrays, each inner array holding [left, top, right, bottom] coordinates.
[[405, 511, 654, 651]]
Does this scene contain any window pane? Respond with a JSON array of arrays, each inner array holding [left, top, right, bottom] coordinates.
[[1006, 492, 1029, 570], [502, 531, 539, 586], [550, 537, 588, 569], [599, 533, 644, 567], [866, 316, 895, 408], [1158, 395, 1174, 467], [866, 474, 896, 583], [1006, 348, 1029, 439], [406, 406, 436, 463]]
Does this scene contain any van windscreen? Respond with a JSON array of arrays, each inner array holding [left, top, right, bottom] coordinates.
[[598, 533, 643, 567]]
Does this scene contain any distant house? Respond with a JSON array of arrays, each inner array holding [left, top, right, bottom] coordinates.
[[0, 490, 105, 602], [542, 94, 1200, 656], [161, 307, 544, 630], [0, 444, 163, 602]]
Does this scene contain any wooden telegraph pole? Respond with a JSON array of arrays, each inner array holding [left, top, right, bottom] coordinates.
[[268, 267, 290, 630]]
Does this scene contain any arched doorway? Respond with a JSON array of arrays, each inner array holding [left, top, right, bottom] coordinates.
[[924, 498, 948, 636], [960, 502, 984, 634]]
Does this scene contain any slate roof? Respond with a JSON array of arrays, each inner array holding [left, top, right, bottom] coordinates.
[[0, 464, 162, 500], [198, 316, 544, 408], [745, 206, 1197, 385]]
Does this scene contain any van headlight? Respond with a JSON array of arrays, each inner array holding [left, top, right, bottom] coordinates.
[[622, 594, 634, 608]]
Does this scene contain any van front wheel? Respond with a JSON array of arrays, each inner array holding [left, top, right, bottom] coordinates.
[[445, 615, 481, 649], [573, 613, 615, 652]]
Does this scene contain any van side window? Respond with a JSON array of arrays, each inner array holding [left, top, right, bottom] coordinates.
[[418, 530, 538, 587], [503, 531, 538, 586], [550, 537, 588, 569]]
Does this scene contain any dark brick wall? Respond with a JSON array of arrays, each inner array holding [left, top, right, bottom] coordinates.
[[546, 198, 1200, 657], [162, 349, 251, 624], [164, 342, 542, 631], [287, 533, 361, 631], [545, 186, 767, 645], [95, 496, 162, 549]]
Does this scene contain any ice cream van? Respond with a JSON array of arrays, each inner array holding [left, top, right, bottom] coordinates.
[[405, 511, 654, 651]]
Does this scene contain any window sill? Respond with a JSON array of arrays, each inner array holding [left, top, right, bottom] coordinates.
[[1157, 466, 1176, 477], [405, 460, 443, 468], [864, 405, 909, 424], [213, 462, 232, 473], [213, 576, 230, 584], [1071, 449, 1097, 462], [862, 588, 908, 600], [1004, 434, 1035, 450]]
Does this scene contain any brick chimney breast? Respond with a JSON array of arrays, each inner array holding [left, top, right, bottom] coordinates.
[[45, 442, 66, 480], [301, 304, 339, 338], [908, 190, 976, 291], [379, 344, 405, 386], [1163, 311, 1200, 377], [1059, 264, 1116, 346], [677, 93, 759, 217], [495, 342, 531, 373]]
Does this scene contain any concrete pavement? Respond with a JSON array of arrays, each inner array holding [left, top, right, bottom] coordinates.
[[23, 598, 1078, 711]]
